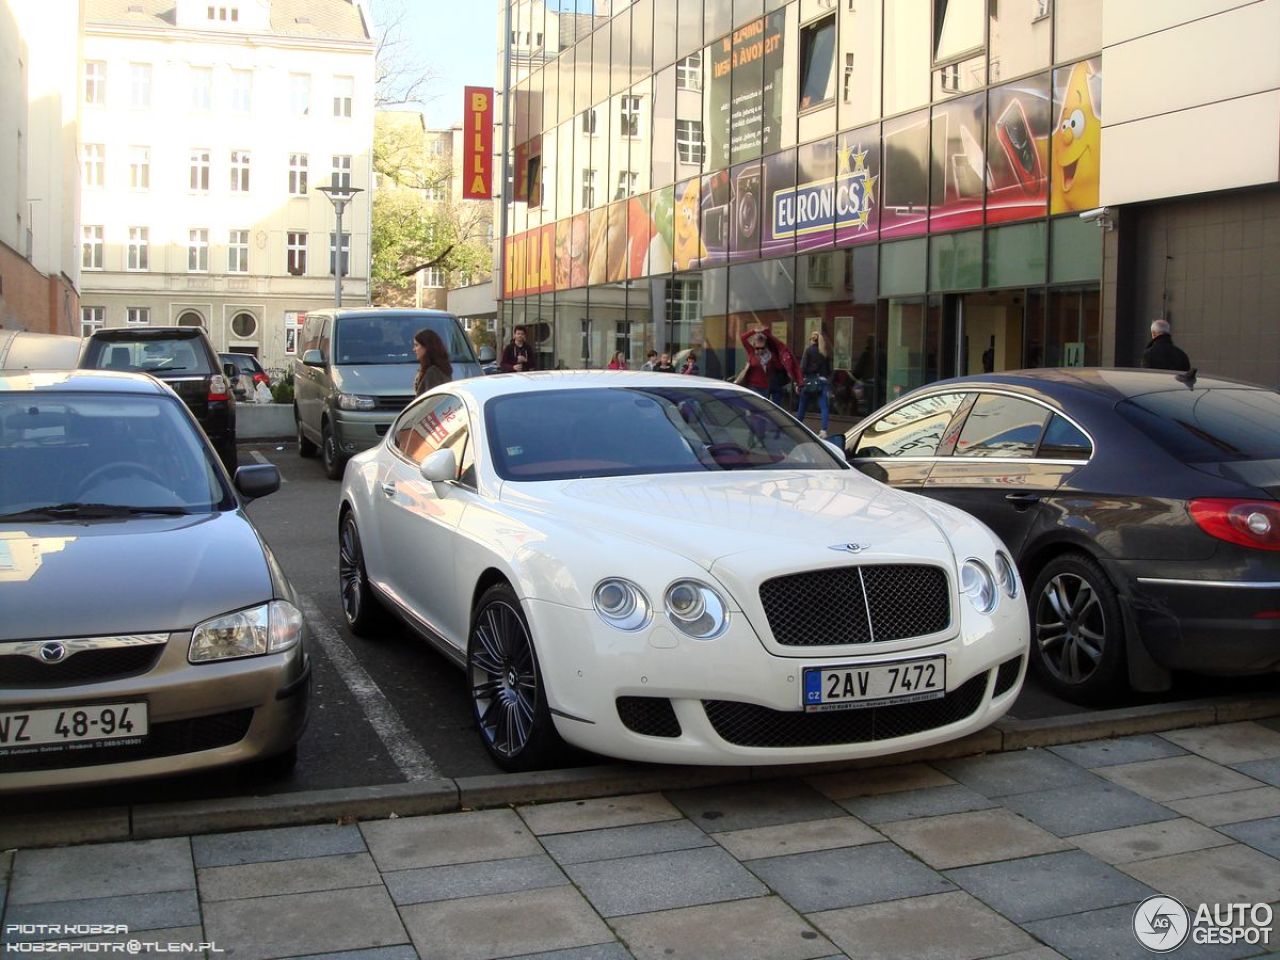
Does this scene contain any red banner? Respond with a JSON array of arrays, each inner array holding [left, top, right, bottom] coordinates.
[[463, 86, 493, 200]]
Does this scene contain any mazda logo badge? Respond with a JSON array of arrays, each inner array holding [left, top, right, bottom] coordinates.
[[830, 543, 870, 554], [39, 641, 67, 663]]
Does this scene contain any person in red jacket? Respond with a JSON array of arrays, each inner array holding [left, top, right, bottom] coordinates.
[[736, 325, 800, 407]]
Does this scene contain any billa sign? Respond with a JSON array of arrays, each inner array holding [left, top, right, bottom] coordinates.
[[463, 86, 493, 200]]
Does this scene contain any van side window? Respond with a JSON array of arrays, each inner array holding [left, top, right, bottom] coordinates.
[[301, 317, 320, 354], [316, 319, 330, 359]]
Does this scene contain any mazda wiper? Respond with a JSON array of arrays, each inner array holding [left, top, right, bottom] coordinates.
[[0, 502, 191, 521]]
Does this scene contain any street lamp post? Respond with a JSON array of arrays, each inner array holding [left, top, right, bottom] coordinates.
[[318, 185, 363, 308]]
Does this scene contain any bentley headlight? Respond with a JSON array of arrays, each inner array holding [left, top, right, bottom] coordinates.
[[336, 392, 376, 411], [593, 578, 650, 631], [189, 600, 303, 662], [665, 580, 728, 640], [994, 551, 1018, 599], [960, 559, 998, 614]]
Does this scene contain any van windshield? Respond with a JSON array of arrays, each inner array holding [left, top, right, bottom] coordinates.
[[334, 315, 474, 366]]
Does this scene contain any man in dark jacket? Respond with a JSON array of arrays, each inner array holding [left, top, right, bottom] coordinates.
[[500, 325, 537, 372], [1142, 318, 1191, 372]]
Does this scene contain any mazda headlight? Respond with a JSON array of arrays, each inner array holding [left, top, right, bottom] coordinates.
[[189, 600, 303, 662], [960, 559, 998, 614], [665, 580, 728, 640], [593, 578, 650, 631], [994, 551, 1018, 599], [336, 392, 376, 411]]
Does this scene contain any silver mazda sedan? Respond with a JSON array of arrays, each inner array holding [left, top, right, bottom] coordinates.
[[0, 369, 309, 791]]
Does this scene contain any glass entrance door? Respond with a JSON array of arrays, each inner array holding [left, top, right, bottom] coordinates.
[[957, 289, 1029, 375]]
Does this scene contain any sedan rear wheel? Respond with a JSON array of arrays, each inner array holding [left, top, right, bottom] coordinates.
[[1029, 553, 1126, 704], [468, 583, 562, 772], [339, 512, 386, 637]]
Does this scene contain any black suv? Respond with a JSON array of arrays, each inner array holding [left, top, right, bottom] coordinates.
[[80, 326, 237, 473]]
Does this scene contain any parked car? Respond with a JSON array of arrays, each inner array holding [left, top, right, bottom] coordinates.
[[0, 369, 309, 791], [80, 326, 237, 474], [0, 330, 82, 371], [338, 371, 1027, 771], [841, 368, 1280, 703], [221, 352, 271, 400], [293, 308, 483, 480]]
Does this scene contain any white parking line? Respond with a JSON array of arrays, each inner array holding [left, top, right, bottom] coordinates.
[[297, 593, 441, 782], [249, 449, 286, 480]]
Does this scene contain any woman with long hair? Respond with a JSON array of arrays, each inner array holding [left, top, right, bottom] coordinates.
[[795, 329, 832, 437], [607, 350, 627, 370], [412, 328, 453, 395]]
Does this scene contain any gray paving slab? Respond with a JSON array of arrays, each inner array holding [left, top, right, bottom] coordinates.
[[663, 780, 846, 832], [8, 838, 194, 905], [286, 949, 418, 960], [1120, 843, 1280, 906], [1219, 816, 1280, 859], [382, 853, 567, 906], [1232, 758, 1280, 787], [878, 809, 1072, 869], [191, 823, 367, 868], [999, 780, 1179, 837], [1025, 901, 1263, 960], [1167, 786, 1280, 826], [564, 845, 767, 918], [943, 850, 1156, 923], [808, 890, 1038, 960], [517, 793, 683, 835], [361, 808, 542, 871], [711, 815, 882, 861], [202, 885, 407, 960], [1162, 722, 1280, 765], [611, 896, 835, 960], [747, 841, 953, 913], [1097, 756, 1263, 802], [398, 885, 614, 960], [805, 763, 955, 800], [197, 852, 382, 902], [539, 819, 714, 865], [1072, 817, 1235, 865], [936, 749, 1103, 797], [1048, 733, 1189, 768], [0, 890, 200, 943], [503, 945, 634, 960], [836, 783, 997, 825]]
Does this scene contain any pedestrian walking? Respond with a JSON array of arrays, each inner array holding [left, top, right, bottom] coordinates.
[[1141, 318, 1191, 372], [795, 330, 832, 437], [412, 328, 452, 395], [500, 325, 537, 372]]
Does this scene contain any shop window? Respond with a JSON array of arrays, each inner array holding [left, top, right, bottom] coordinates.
[[934, 0, 984, 63], [798, 14, 836, 110]]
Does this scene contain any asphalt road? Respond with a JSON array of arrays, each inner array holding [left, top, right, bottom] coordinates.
[[8, 440, 1272, 814]]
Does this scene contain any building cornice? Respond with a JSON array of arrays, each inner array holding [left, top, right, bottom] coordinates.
[[83, 21, 375, 54]]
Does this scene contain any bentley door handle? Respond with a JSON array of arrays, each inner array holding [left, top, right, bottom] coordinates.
[[1004, 492, 1040, 508]]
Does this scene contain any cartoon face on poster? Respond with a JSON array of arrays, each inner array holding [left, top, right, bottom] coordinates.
[[1051, 59, 1101, 214], [835, 128, 879, 246], [672, 178, 704, 271], [986, 73, 1050, 224]]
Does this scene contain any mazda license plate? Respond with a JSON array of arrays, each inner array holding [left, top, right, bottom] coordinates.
[[0, 702, 148, 748]]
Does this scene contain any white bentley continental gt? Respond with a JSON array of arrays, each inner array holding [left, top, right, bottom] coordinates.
[[338, 371, 1028, 771]]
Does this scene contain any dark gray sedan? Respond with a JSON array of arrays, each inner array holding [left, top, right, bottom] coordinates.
[[0, 369, 309, 791]]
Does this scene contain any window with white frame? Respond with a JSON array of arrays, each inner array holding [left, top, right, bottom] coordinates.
[[581, 168, 597, 208], [676, 52, 702, 91], [581, 108, 598, 136], [424, 183, 444, 201], [329, 232, 351, 276], [80, 306, 105, 337], [84, 61, 105, 105], [675, 119, 705, 164], [620, 95, 642, 138], [286, 231, 307, 276], [230, 150, 250, 192], [190, 66, 212, 111], [228, 229, 249, 273], [82, 225, 103, 270], [126, 307, 151, 326], [190, 148, 210, 191], [288, 153, 308, 195], [82, 144, 105, 188], [127, 226, 149, 271], [423, 267, 444, 288], [290, 73, 310, 116], [430, 139, 445, 156], [807, 252, 832, 288], [230, 69, 252, 113], [207, 5, 240, 20], [130, 63, 151, 108], [129, 146, 150, 189], [614, 320, 632, 357], [614, 170, 637, 199], [331, 155, 352, 190], [333, 75, 354, 118], [798, 14, 837, 110], [188, 228, 209, 272]]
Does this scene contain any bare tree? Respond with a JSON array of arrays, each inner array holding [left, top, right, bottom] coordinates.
[[370, 0, 438, 109]]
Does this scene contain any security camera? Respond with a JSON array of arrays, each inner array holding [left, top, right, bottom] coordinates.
[[1078, 206, 1111, 222]]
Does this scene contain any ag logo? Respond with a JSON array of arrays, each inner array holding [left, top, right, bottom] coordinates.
[[1133, 895, 1190, 952]]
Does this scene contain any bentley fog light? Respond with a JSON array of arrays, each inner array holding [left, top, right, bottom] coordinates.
[[664, 580, 728, 640], [960, 559, 998, 614], [994, 551, 1018, 598], [593, 578, 650, 630], [190, 600, 303, 662]]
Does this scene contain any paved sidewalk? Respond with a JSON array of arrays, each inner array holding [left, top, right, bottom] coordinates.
[[3, 720, 1280, 960]]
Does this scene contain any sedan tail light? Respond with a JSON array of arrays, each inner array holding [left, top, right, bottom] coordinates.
[[1189, 498, 1280, 551], [208, 374, 231, 402]]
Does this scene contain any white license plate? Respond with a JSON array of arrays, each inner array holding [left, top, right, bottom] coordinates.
[[0, 702, 148, 748], [803, 657, 946, 712]]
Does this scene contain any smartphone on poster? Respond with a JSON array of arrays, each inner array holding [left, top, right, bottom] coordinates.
[[995, 99, 1042, 193]]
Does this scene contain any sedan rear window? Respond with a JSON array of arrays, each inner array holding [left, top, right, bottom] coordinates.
[[1116, 388, 1280, 462]]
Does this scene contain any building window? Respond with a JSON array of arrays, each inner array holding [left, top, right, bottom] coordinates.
[[842, 53, 855, 103], [230, 69, 252, 113], [81, 306, 105, 337], [84, 61, 105, 105], [799, 14, 837, 109], [329, 232, 351, 276], [230, 150, 251, 192], [231, 312, 257, 338], [614, 171, 637, 199], [675, 119, 705, 164], [288, 153, 308, 195], [228, 229, 249, 273], [290, 73, 310, 115], [190, 149, 210, 191], [665, 276, 702, 323], [82, 144, 105, 188], [207, 5, 240, 20], [190, 66, 212, 111], [423, 267, 444, 288], [331, 155, 352, 189], [581, 168, 597, 208], [581, 108, 598, 136], [333, 75, 354, 118], [129, 146, 150, 189], [807, 252, 832, 288], [188, 228, 209, 272], [430, 139, 446, 156], [614, 320, 632, 357], [286, 231, 307, 276], [127, 226, 149, 271], [620, 95, 642, 138], [934, 0, 985, 62], [178, 310, 205, 328], [676, 52, 702, 91], [130, 63, 151, 108], [82, 225, 103, 270], [126, 307, 151, 326], [424, 183, 444, 201]]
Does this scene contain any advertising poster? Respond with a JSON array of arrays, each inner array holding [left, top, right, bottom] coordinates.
[[606, 201, 628, 283], [792, 136, 838, 253], [729, 158, 764, 261], [587, 206, 609, 286], [760, 148, 796, 259], [555, 215, 588, 289], [538, 223, 556, 293], [647, 186, 675, 277], [626, 193, 672, 280], [462, 87, 494, 200], [986, 73, 1051, 224], [524, 226, 541, 295], [284, 311, 304, 356], [1051, 58, 1102, 214], [554, 219, 572, 290], [930, 92, 987, 232], [880, 108, 931, 239], [672, 178, 704, 271], [835, 127, 880, 246], [698, 168, 732, 267]]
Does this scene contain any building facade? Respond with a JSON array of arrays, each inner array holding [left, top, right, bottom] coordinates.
[[496, 0, 1280, 401], [80, 0, 375, 372]]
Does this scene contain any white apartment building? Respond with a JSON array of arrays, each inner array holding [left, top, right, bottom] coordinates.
[[80, 0, 375, 371]]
